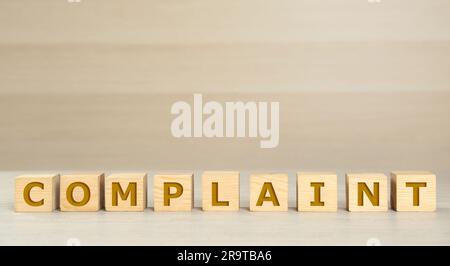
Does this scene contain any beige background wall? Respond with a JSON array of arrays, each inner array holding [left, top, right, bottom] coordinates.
[[2, 0, 450, 45], [1, 0, 449, 172]]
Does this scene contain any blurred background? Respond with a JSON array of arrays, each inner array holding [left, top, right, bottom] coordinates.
[[0, 0, 449, 173]]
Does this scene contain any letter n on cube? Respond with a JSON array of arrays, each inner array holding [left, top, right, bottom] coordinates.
[[346, 173, 388, 212]]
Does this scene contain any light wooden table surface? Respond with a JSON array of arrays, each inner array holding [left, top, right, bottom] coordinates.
[[1, 171, 449, 246]]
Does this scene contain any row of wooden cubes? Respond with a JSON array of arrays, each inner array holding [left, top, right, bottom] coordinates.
[[15, 171, 436, 212]]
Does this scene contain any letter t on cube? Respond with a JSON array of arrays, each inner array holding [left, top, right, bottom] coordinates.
[[391, 171, 436, 211]]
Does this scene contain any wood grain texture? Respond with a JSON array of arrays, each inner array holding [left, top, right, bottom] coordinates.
[[153, 172, 193, 212], [1, 92, 449, 171], [0, 2, 450, 171], [105, 173, 147, 212], [15, 174, 59, 212], [346, 173, 388, 212], [0, 0, 449, 245], [297, 172, 337, 212], [201, 171, 239, 211], [1, 0, 450, 44], [249, 173, 288, 212], [60, 173, 104, 212], [391, 171, 436, 212], [1, 42, 450, 94]]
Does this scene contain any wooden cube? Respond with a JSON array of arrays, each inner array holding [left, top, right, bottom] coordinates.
[[202, 171, 239, 211], [250, 173, 288, 212], [105, 173, 147, 212], [15, 174, 60, 212], [391, 171, 436, 212], [297, 172, 337, 212], [346, 173, 388, 212], [153, 172, 193, 211], [60, 173, 104, 212]]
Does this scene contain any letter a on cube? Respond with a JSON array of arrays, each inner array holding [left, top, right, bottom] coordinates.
[[297, 172, 337, 212], [153, 172, 193, 211], [346, 173, 388, 212], [15, 174, 60, 212], [250, 173, 288, 211], [60, 173, 104, 212], [105, 173, 147, 211], [202, 171, 239, 211], [391, 171, 436, 212]]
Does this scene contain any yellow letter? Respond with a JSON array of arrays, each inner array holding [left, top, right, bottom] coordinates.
[[406, 182, 427, 206], [212, 182, 229, 206], [256, 182, 280, 206], [164, 182, 183, 206], [67, 182, 91, 206], [358, 182, 379, 206], [310, 182, 325, 206], [112, 182, 137, 206], [23, 182, 44, 207]]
